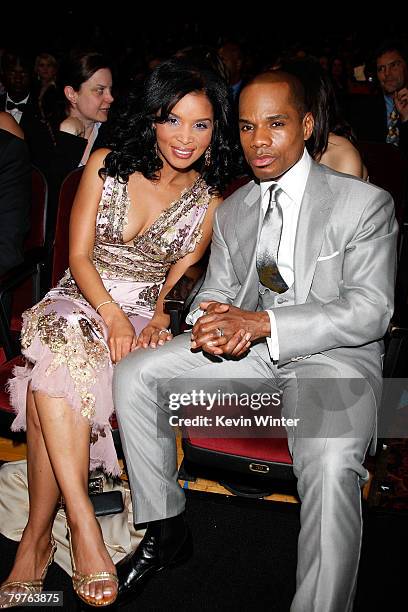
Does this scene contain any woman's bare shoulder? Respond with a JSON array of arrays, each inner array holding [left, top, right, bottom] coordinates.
[[322, 133, 367, 179]]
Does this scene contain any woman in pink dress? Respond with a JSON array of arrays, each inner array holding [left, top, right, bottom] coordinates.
[[0, 58, 238, 608]]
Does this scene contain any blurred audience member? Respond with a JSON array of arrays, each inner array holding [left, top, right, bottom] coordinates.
[[38, 50, 113, 251], [318, 54, 329, 72], [348, 39, 408, 157], [0, 51, 34, 128], [33, 52, 58, 121], [25, 51, 114, 260], [175, 45, 229, 83], [0, 49, 54, 173], [56, 50, 114, 169], [282, 58, 367, 178], [218, 40, 244, 99], [376, 39, 408, 153], [329, 55, 350, 113]]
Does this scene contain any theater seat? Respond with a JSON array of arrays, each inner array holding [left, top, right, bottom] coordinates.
[[0, 166, 48, 362], [356, 141, 408, 227], [0, 168, 83, 426]]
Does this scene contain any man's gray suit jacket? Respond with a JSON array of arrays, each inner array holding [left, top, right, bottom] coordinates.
[[190, 160, 398, 406]]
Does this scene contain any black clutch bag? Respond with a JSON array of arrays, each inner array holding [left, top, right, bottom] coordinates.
[[89, 490, 124, 516]]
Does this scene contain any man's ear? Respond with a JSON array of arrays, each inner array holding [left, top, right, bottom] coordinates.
[[64, 85, 77, 106], [303, 112, 314, 141]]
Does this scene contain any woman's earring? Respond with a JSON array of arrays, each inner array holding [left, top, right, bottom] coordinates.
[[204, 146, 212, 167]]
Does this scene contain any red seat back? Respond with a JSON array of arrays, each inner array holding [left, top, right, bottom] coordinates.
[[52, 167, 84, 286], [187, 436, 292, 464], [9, 166, 48, 333], [357, 141, 408, 225], [24, 165, 48, 251]]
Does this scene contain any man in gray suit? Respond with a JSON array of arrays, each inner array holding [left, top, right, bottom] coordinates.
[[113, 71, 398, 611]]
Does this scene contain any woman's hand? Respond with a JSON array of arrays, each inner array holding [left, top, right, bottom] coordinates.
[[135, 321, 173, 350], [105, 311, 137, 363]]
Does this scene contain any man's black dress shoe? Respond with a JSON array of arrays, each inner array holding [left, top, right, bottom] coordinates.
[[116, 512, 192, 603]]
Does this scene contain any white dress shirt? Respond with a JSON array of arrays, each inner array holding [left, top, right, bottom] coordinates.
[[260, 148, 311, 361], [5, 93, 29, 124]]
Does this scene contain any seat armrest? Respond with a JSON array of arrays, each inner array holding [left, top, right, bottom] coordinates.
[[0, 259, 38, 297], [383, 324, 408, 378], [164, 264, 205, 336], [0, 247, 47, 301], [0, 256, 45, 360]]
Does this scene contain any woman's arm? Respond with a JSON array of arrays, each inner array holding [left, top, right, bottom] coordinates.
[[69, 148, 137, 362], [0, 112, 24, 139], [136, 195, 222, 348]]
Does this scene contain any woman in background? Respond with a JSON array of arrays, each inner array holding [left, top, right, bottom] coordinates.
[[282, 57, 368, 179], [33, 52, 58, 121], [56, 51, 114, 169], [40, 51, 115, 249]]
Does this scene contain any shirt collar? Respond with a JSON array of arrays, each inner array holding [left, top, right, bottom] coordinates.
[[6, 93, 30, 105], [259, 148, 312, 205], [384, 93, 395, 114]]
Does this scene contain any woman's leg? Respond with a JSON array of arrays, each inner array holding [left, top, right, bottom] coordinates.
[[1, 388, 60, 588], [33, 391, 116, 602]]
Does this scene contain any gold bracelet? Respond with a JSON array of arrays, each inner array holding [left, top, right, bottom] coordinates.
[[95, 299, 117, 314]]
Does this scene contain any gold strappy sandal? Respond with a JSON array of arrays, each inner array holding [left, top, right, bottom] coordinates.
[[0, 535, 57, 609], [67, 525, 118, 607]]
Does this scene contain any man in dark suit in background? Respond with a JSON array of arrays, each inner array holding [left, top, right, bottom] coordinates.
[[0, 51, 35, 129], [348, 39, 408, 157], [0, 128, 31, 275]]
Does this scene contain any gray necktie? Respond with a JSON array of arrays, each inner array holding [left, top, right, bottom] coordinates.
[[256, 184, 288, 293]]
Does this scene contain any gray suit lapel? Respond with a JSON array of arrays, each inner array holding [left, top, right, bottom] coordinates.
[[234, 182, 262, 307], [294, 163, 334, 304], [235, 181, 261, 266]]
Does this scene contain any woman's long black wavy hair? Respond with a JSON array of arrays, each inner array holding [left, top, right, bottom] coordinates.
[[102, 58, 239, 195]]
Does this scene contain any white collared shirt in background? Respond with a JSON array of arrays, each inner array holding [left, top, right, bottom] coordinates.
[[5, 93, 29, 124]]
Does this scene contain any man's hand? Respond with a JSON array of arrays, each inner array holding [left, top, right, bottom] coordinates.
[[190, 301, 270, 357], [394, 87, 408, 122]]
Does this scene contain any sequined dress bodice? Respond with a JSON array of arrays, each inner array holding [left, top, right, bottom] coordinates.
[[93, 174, 211, 283]]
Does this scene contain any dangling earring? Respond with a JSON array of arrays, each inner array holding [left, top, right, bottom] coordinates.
[[204, 146, 212, 167]]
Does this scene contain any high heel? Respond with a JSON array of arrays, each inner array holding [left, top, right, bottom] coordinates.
[[66, 524, 118, 607], [0, 535, 57, 609]]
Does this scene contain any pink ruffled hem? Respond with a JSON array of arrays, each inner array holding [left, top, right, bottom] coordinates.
[[7, 336, 121, 478]]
